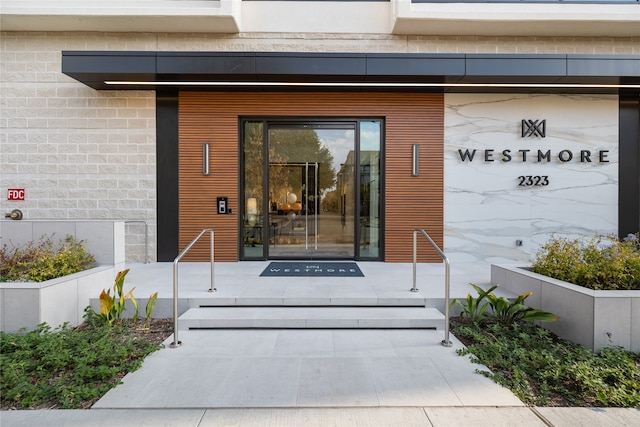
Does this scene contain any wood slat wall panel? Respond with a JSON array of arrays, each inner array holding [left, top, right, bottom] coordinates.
[[179, 92, 443, 262]]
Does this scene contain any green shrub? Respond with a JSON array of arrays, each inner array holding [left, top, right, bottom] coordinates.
[[531, 233, 640, 290], [452, 320, 640, 407], [0, 235, 96, 282], [0, 322, 161, 409]]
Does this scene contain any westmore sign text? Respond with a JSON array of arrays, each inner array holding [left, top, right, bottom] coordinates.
[[458, 149, 609, 163]]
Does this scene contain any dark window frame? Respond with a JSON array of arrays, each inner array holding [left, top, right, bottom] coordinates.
[[239, 117, 385, 262]]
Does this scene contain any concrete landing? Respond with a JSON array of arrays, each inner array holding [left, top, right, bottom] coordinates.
[[104, 261, 512, 320]]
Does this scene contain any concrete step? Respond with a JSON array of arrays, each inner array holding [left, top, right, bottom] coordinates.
[[178, 306, 445, 330], [89, 295, 432, 322], [190, 296, 427, 307]]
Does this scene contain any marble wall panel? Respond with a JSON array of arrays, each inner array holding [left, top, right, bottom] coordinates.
[[444, 94, 618, 263]]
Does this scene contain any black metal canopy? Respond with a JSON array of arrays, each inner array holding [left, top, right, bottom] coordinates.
[[62, 51, 640, 93]]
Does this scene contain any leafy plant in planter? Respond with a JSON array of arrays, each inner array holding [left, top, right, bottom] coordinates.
[[485, 290, 559, 324], [451, 284, 497, 324], [87, 269, 158, 329], [451, 283, 558, 325], [144, 292, 159, 330], [95, 269, 138, 326], [0, 234, 96, 282], [531, 233, 640, 290]]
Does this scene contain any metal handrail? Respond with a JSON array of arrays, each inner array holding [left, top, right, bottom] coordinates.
[[124, 220, 149, 264], [412, 229, 452, 347], [170, 228, 216, 349]]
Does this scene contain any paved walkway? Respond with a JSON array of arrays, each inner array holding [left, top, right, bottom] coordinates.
[[93, 329, 520, 409], [2, 262, 639, 426], [3, 407, 639, 426]]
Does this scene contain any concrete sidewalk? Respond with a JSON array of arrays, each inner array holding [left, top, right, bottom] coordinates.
[[2, 407, 639, 426]]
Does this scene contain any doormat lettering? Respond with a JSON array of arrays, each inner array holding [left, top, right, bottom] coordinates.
[[260, 262, 364, 277]]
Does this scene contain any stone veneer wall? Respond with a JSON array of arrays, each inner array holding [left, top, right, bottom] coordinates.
[[1, 32, 637, 261], [0, 33, 157, 262], [444, 94, 618, 263]]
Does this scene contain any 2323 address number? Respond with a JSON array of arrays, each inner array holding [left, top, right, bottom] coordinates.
[[518, 175, 549, 187]]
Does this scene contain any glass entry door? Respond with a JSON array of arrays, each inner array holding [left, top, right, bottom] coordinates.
[[268, 125, 355, 258], [241, 120, 382, 260]]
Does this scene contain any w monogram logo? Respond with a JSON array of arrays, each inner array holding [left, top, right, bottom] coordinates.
[[521, 119, 546, 138]]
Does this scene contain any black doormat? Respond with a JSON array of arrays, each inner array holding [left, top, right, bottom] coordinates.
[[260, 262, 364, 277]]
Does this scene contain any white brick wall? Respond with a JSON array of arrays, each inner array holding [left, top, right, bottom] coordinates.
[[1, 32, 637, 261]]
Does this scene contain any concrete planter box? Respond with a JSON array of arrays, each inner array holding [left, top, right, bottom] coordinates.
[[1, 266, 117, 332], [0, 220, 127, 332], [0, 220, 125, 266], [491, 264, 640, 353]]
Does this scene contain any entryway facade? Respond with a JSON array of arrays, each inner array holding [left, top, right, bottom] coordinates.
[[177, 92, 444, 262], [56, 51, 639, 264]]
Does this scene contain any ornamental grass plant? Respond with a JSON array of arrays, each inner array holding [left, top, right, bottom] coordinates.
[[531, 233, 640, 290]]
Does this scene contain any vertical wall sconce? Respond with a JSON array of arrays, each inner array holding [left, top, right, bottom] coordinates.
[[202, 143, 210, 176], [412, 144, 419, 176]]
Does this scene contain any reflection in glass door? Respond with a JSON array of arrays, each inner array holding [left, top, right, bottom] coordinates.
[[268, 125, 354, 258], [241, 120, 382, 260], [268, 162, 318, 252]]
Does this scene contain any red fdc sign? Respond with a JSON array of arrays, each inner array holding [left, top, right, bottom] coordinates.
[[7, 188, 25, 201]]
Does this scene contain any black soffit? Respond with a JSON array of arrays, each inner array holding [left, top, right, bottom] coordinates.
[[61, 51, 640, 93]]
